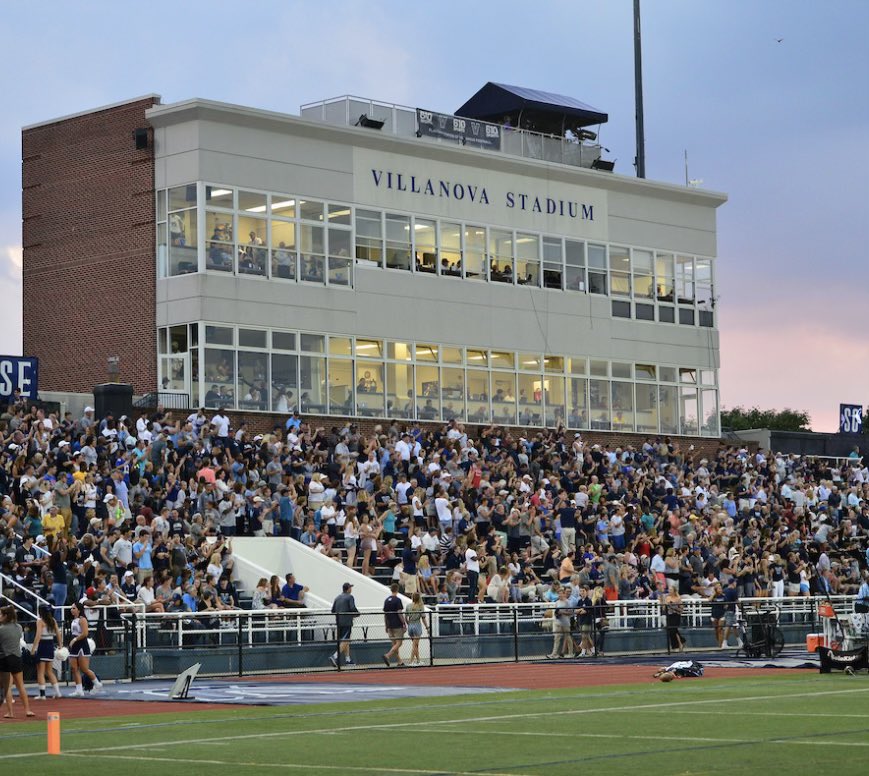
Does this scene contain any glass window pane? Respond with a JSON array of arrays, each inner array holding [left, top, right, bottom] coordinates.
[[271, 354, 298, 412], [169, 209, 197, 276], [680, 386, 699, 435], [238, 351, 268, 410], [329, 337, 353, 356], [568, 377, 588, 428], [204, 348, 235, 409], [659, 366, 677, 383], [656, 253, 675, 302], [328, 204, 351, 225], [272, 331, 297, 351], [157, 189, 167, 222], [441, 347, 462, 364], [168, 184, 196, 211], [237, 216, 267, 276], [636, 383, 658, 433], [544, 375, 565, 427], [466, 349, 488, 367], [299, 356, 326, 413], [356, 339, 383, 358], [589, 359, 608, 377], [386, 363, 414, 418], [238, 190, 267, 213], [589, 378, 610, 430], [270, 196, 296, 218], [679, 308, 695, 326], [466, 369, 490, 424], [205, 325, 233, 346], [517, 373, 542, 425], [519, 353, 541, 371], [659, 385, 678, 434], [464, 225, 487, 280], [700, 369, 716, 386], [271, 221, 297, 279], [416, 365, 440, 420], [356, 362, 384, 417], [440, 222, 462, 276], [414, 218, 437, 274], [441, 367, 465, 421], [492, 372, 517, 424], [355, 209, 382, 266], [568, 357, 586, 375], [158, 328, 168, 355], [385, 213, 411, 271], [676, 255, 695, 305], [238, 328, 266, 349], [658, 306, 675, 323], [416, 343, 438, 362], [702, 389, 719, 436], [205, 186, 234, 208], [489, 229, 513, 283], [612, 382, 634, 431], [635, 363, 656, 381], [300, 333, 325, 353], [636, 303, 655, 320], [516, 233, 540, 287], [328, 359, 354, 415], [544, 355, 564, 373], [299, 200, 325, 222], [609, 246, 630, 273], [611, 362, 632, 379], [329, 227, 351, 257], [161, 356, 186, 392], [387, 341, 412, 361], [491, 351, 515, 369], [612, 300, 631, 317], [205, 211, 234, 272], [680, 368, 697, 384], [300, 225, 325, 282], [157, 222, 168, 277]]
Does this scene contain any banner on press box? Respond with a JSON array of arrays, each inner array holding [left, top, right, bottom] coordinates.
[[416, 109, 502, 150], [0, 356, 39, 399], [839, 404, 863, 434]]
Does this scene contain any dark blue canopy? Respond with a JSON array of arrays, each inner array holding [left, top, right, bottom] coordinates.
[[456, 82, 608, 133]]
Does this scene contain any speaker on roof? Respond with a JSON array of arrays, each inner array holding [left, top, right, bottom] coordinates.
[[134, 128, 149, 150]]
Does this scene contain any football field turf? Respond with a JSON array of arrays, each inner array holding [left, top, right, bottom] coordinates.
[[1, 673, 868, 775]]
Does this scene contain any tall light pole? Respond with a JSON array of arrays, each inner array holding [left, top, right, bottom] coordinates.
[[634, 0, 646, 178]]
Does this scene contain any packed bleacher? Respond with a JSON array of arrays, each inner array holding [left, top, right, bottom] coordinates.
[[2, 397, 869, 637]]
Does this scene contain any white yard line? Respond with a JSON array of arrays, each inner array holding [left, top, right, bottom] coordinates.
[[2, 685, 868, 762]]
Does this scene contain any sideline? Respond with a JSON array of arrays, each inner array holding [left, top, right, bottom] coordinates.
[[2, 684, 865, 761]]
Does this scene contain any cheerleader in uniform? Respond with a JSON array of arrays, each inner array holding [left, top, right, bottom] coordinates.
[[67, 601, 102, 697], [30, 606, 62, 699]]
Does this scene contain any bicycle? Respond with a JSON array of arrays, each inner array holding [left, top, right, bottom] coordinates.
[[734, 604, 785, 658]]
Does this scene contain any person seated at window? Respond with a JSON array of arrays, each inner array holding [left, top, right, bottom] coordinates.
[[238, 251, 257, 274], [273, 242, 295, 278], [301, 256, 324, 282], [494, 388, 507, 404], [205, 385, 221, 405], [207, 241, 232, 270], [357, 370, 378, 394], [420, 399, 437, 420], [440, 258, 451, 274]]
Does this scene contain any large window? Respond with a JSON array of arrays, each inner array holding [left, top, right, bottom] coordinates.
[[515, 233, 540, 286], [489, 229, 513, 283], [385, 213, 411, 270]]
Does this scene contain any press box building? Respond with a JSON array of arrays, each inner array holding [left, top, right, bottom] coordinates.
[[22, 84, 726, 437]]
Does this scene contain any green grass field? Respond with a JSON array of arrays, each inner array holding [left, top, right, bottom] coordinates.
[[2, 674, 869, 775]]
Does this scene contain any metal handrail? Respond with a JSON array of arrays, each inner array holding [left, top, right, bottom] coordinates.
[[0, 571, 53, 610]]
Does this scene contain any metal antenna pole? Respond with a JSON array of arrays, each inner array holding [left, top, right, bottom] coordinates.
[[634, 0, 646, 178]]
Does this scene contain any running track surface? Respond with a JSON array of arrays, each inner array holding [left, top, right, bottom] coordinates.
[[0, 661, 810, 723]]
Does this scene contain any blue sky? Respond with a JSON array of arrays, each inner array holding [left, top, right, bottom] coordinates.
[[2, 0, 867, 430]]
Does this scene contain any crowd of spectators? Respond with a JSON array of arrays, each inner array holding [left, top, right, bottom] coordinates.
[[2, 396, 868, 640]]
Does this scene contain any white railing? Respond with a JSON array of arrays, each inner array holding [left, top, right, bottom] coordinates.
[[118, 594, 857, 653], [0, 572, 52, 619]]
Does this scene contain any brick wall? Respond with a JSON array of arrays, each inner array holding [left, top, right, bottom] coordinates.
[[22, 97, 159, 395]]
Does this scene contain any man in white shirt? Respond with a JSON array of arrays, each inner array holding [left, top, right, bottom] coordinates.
[[465, 544, 481, 603], [211, 408, 231, 446], [435, 489, 452, 531]]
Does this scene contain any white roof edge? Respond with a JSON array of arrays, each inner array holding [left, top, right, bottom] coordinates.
[[22, 94, 162, 131]]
